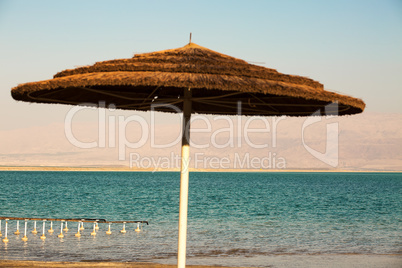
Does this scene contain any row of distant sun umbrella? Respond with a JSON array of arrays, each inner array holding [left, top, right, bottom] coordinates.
[[0, 217, 148, 243]]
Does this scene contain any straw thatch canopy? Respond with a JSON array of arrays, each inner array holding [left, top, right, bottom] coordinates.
[[11, 43, 365, 116]]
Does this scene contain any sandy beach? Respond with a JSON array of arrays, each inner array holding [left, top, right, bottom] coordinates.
[[0, 260, 247, 268], [1, 255, 401, 268], [0, 166, 399, 173]]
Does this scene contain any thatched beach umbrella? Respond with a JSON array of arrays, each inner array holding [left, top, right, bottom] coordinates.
[[11, 41, 364, 267]]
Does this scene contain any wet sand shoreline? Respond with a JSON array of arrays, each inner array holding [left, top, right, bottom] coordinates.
[[0, 260, 246, 268], [1, 254, 401, 268]]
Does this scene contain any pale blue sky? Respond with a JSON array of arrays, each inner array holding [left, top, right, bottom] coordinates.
[[0, 0, 401, 130]]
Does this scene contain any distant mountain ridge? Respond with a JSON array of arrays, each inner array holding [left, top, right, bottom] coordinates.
[[1, 113, 401, 171]]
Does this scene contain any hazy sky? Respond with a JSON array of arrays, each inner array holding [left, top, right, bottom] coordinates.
[[0, 0, 401, 131]]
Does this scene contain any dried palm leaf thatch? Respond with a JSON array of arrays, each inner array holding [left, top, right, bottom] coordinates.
[[11, 43, 365, 116]]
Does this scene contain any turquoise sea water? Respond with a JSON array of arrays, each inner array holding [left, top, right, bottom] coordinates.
[[0, 171, 401, 266]]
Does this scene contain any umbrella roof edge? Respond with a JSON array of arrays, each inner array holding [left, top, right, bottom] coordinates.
[[11, 71, 365, 114]]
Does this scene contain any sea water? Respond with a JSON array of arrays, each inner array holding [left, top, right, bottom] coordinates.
[[0, 171, 400, 266]]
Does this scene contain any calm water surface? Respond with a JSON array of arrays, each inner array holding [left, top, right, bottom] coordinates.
[[0, 171, 401, 266]]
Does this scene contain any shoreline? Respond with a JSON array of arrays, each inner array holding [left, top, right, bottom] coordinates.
[[0, 166, 400, 173], [1, 254, 401, 268], [0, 260, 245, 268]]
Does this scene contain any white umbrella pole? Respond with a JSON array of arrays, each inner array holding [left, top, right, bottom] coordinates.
[[177, 88, 192, 268]]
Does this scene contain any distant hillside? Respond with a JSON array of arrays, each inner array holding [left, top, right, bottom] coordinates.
[[1, 113, 401, 171]]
